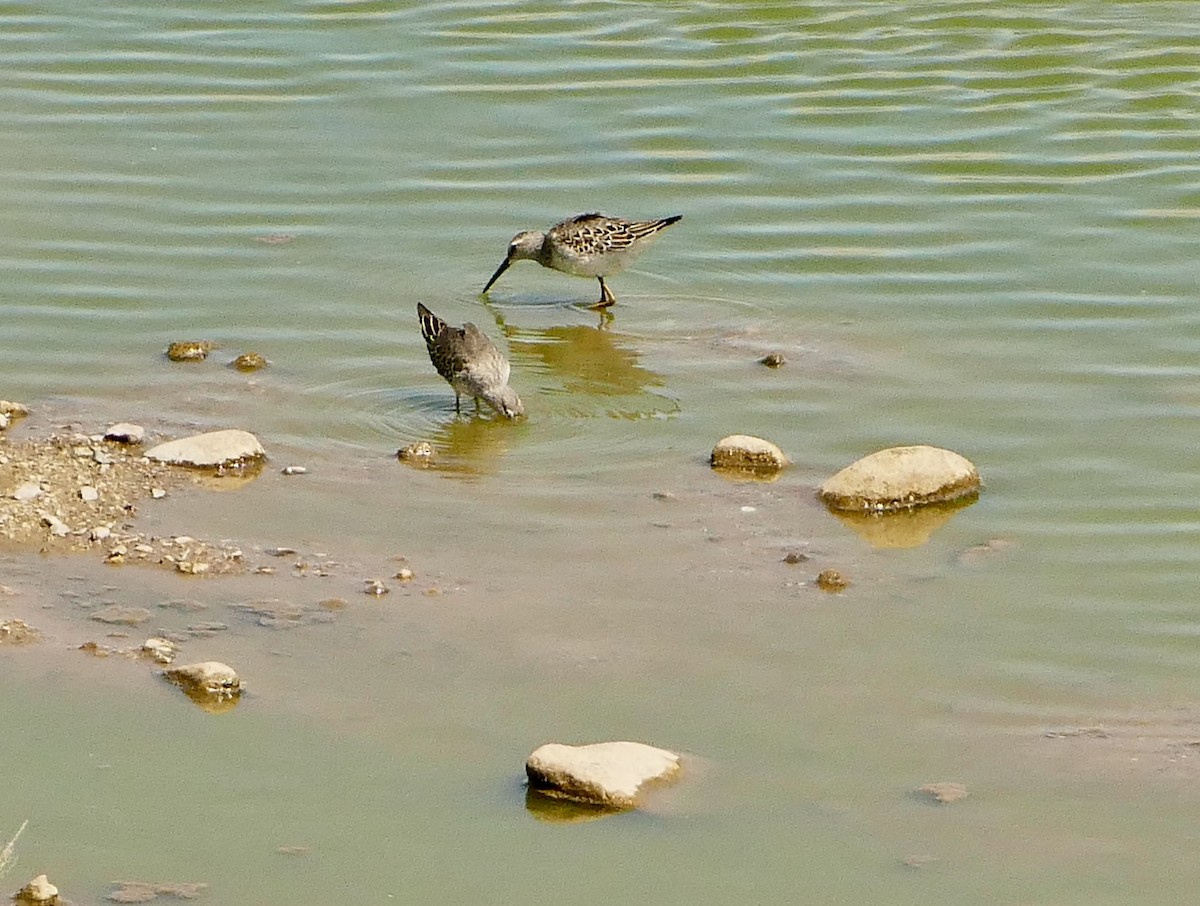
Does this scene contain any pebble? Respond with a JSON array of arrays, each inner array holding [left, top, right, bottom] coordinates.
[[166, 340, 214, 362], [142, 637, 179, 664], [151, 487, 167, 499], [816, 569, 849, 592], [231, 351, 269, 372], [79, 486, 100, 502], [13, 482, 42, 502], [43, 514, 71, 537], [364, 579, 389, 596], [759, 353, 787, 367], [397, 441, 436, 465], [281, 465, 307, 475], [394, 568, 415, 581]]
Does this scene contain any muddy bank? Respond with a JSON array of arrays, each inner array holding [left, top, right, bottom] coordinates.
[[0, 429, 245, 574]]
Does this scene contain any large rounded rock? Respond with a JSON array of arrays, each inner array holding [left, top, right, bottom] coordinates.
[[710, 434, 788, 474], [818, 445, 980, 512], [145, 430, 265, 468], [525, 741, 681, 809]]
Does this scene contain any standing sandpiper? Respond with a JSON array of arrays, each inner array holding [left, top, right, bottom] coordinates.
[[417, 303, 524, 418], [482, 212, 682, 308]]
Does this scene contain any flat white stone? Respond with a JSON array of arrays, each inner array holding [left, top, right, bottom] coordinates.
[[818, 445, 980, 512], [79, 486, 100, 502], [526, 740, 681, 809], [13, 482, 41, 501], [710, 434, 788, 473], [104, 422, 145, 444], [145, 429, 265, 467]]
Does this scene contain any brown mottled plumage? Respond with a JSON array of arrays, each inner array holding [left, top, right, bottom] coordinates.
[[417, 303, 523, 418]]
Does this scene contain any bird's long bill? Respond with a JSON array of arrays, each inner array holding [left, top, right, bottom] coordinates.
[[482, 257, 511, 294]]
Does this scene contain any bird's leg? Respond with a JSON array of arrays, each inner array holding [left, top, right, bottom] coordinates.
[[454, 392, 462, 414], [588, 277, 616, 309]]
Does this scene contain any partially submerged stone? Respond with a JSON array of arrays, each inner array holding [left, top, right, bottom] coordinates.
[[142, 637, 178, 665], [145, 430, 265, 468], [815, 569, 849, 592], [917, 781, 969, 805], [525, 741, 682, 810], [104, 423, 145, 445], [106, 881, 207, 903], [166, 341, 214, 362], [90, 605, 152, 626], [0, 400, 30, 420], [0, 619, 40, 644], [163, 661, 242, 703], [818, 445, 980, 512], [231, 352, 268, 372], [397, 441, 436, 466], [14, 874, 58, 905], [710, 434, 788, 475]]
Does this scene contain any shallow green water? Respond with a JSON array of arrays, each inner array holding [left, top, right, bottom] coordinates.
[[3, 2, 1200, 903]]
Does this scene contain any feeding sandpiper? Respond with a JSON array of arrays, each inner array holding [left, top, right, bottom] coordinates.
[[417, 303, 524, 419], [482, 212, 683, 308]]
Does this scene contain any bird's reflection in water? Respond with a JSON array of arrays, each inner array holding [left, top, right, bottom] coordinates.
[[422, 412, 518, 478], [512, 323, 664, 400]]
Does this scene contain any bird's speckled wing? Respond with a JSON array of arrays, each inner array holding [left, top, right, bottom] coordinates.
[[549, 213, 679, 256]]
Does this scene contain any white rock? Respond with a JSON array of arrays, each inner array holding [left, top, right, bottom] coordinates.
[[15, 874, 58, 903], [13, 482, 41, 502], [79, 486, 100, 502], [145, 429, 265, 467], [164, 661, 241, 700], [143, 637, 179, 664], [42, 514, 70, 536], [710, 434, 789, 473], [91, 526, 112, 541], [818, 445, 980, 512], [0, 413, 8, 430], [525, 740, 682, 809], [104, 422, 145, 444]]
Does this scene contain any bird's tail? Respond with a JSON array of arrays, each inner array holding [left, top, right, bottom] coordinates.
[[631, 214, 683, 237], [417, 303, 447, 345]]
